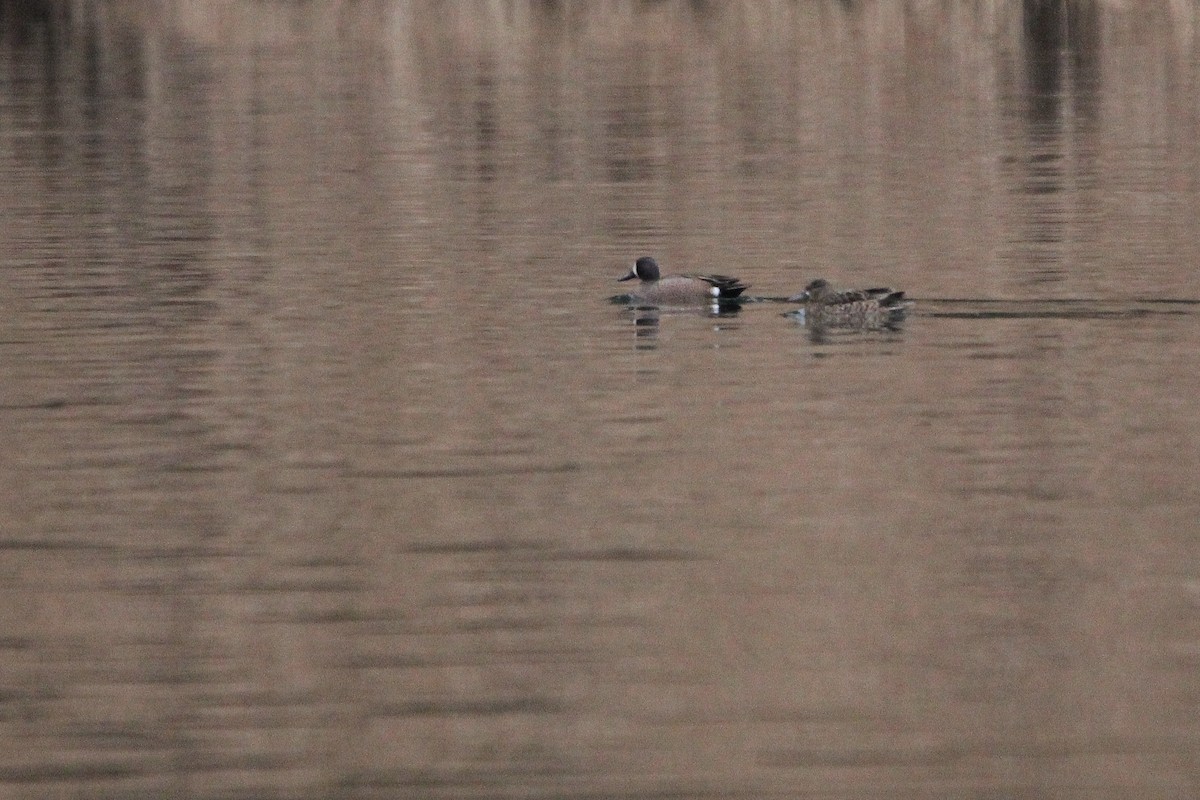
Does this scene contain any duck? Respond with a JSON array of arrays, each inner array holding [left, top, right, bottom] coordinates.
[[617, 256, 749, 305], [787, 278, 911, 326]]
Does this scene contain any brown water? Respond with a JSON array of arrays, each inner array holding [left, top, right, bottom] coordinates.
[[3, 1, 1200, 798]]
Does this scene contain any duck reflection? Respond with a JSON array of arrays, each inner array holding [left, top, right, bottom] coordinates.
[[619, 302, 743, 350], [793, 316, 907, 347]]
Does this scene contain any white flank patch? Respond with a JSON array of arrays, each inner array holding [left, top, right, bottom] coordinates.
[[709, 285, 720, 297]]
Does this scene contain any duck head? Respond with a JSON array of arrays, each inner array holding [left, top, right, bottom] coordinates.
[[618, 256, 661, 282]]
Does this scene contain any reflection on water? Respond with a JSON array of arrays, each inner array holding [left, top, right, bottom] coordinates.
[[1003, 0, 1104, 287], [3, 1, 1200, 798], [619, 303, 746, 350]]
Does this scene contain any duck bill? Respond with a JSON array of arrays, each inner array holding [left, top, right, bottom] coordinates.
[[617, 269, 637, 282]]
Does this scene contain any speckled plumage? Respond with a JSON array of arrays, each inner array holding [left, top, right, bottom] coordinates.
[[617, 256, 748, 305], [788, 278, 911, 327]]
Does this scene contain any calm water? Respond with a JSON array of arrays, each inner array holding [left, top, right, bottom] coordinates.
[[3, 1, 1200, 798]]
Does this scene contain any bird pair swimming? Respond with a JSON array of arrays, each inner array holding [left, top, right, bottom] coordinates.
[[617, 256, 911, 324]]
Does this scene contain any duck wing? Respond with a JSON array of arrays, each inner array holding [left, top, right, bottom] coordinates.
[[826, 286, 894, 304]]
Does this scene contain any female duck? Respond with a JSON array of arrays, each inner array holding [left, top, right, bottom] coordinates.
[[618, 256, 749, 305], [788, 278, 911, 326]]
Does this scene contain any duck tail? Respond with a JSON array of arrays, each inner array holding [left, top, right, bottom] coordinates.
[[705, 275, 750, 298]]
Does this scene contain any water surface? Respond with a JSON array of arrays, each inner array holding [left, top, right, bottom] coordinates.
[[2, 2, 1200, 797]]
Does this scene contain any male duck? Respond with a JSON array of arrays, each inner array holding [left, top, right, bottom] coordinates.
[[787, 278, 911, 326], [618, 256, 749, 305]]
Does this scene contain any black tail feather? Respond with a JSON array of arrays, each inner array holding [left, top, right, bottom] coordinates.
[[700, 274, 750, 298]]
